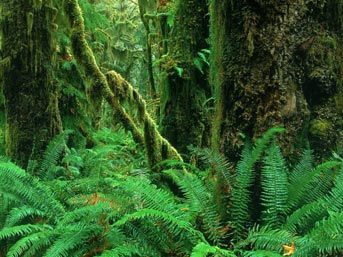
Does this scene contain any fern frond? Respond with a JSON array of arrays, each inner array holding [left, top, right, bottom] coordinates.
[[6, 230, 53, 257], [44, 223, 101, 257], [230, 127, 285, 239], [99, 244, 142, 257], [243, 250, 282, 257], [230, 143, 255, 238], [244, 225, 296, 253], [298, 211, 343, 256], [190, 242, 237, 257], [120, 177, 181, 215], [191, 147, 233, 189], [163, 169, 208, 216], [39, 130, 72, 181], [0, 161, 65, 217], [288, 149, 313, 184], [163, 169, 227, 245], [5, 206, 47, 227], [0, 224, 51, 240], [283, 199, 327, 234], [323, 163, 343, 212], [115, 208, 205, 243], [287, 160, 340, 211], [261, 143, 288, 228]]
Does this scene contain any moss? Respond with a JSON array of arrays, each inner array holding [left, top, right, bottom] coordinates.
[[159, 0, 210, 157], [209, 0, 343, 161], [309, 119, 332, 138], [1, 0, 62, 169]]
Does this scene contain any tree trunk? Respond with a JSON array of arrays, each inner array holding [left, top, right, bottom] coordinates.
[[159, 0, 211, 156], [211, 0, 343, 161], [1, 0, 62, 169]]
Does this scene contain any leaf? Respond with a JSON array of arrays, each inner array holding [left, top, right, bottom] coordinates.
[[197, 52, 209, 65], [175, 66, 183, 77], [193, 58, 204, 74]]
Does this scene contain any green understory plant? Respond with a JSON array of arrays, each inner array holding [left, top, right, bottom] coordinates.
[[1, 127, 343, 256]]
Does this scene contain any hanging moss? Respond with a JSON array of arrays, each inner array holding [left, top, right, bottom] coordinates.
[[64, 0, 182, 169]]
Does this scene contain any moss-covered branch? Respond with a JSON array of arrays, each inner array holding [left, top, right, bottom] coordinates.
[[63, 0, 182, 167], [106, 71, 183, 166]]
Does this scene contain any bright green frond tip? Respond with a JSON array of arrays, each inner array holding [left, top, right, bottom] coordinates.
[[243, 250, 282, 257], [191, 242, 237, 257]]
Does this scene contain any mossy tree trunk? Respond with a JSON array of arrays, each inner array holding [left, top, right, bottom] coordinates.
[[1, 0, 62, 169], [138, 0, 158, 99], [211, 1, 343, 160], [159, 0, 211, 156]]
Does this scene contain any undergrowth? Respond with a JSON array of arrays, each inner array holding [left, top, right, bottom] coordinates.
[[1, 127, 343, 257]]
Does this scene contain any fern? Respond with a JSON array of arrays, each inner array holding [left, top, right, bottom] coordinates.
[[39, 130, 72, 181], [115, 208, 205, 243], [282, 199, 327, 233], [119, 176, 181, 216], [0, 224, 52, 240], [287, 158, 340, 211], [291, 211, 343, 257], [243, 250, 282, 257], [44, 223, 101, 257], [230, 127, 285, 239], [0, 162, 65, 217], [100, 244, 141, 257], [323, 163, 343, 212], [260, 142, 288, 228], [190, 242, 237, 257], [6, 230, 53, 257], [244, 225, 296, 253], [164, 168, 226, 245], [5, 206, 47, 227]]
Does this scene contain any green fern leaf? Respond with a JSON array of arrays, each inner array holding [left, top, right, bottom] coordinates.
[[287, 160, 340, 210], [164, 169, 226, 245], [299, 211, 343, 256], [243, 250, 282, 257], [245, 225, 296, 253], [283, 199, 326, 233], [0, 224, 51, 240], [39, 130, 72, 181], [191, 242, 236, 257], [6, 230, 53, 257], [0, 162, 64, 216], [43, 223, 101, 257], [261, 143, 288, 228], [115, 208, 205, 243], [230, 127, 285, 239], [100, 244, 141, 257], [5, 206, 46, 227]]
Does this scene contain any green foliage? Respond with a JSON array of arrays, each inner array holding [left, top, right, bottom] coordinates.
[[260, 142, 288, 228], [191, 242, 237, 257], [2, 127, 343, 256], [230, 127, 285, 239], [193, 49, 210, 74]]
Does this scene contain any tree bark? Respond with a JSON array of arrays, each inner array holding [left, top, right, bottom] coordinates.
[[1, 0, 62, 169], [211, 0, 343, 161], [159, 0, 211, 156]]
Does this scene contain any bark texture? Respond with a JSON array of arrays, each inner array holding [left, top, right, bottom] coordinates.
[[211, 0, 343, 160], [159, 0, 211, 156], [1, 0, 62, 168]]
